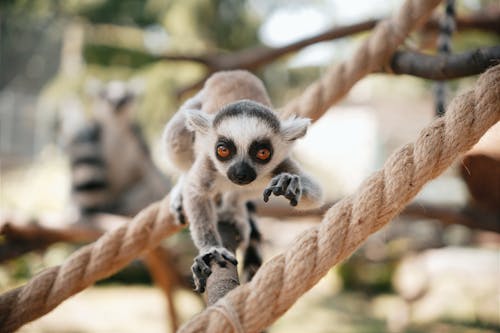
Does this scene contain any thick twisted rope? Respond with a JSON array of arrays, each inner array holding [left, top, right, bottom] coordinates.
[[0, 197, 183, 332], [178, 66, 500, 333], [280, 0, 442, 121]]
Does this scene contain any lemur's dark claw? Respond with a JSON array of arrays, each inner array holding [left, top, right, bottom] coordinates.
[[263, 173, 302, 206], [191, 261, 209, 293], [206, 250, 227, 267], [191, 247, 238, 293], [263, 188, 272, 202], [193, 256, 211, 276], [222, 252, 238, 265]]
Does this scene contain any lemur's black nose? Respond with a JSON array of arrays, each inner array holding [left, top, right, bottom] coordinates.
[[227, 161, 256, 185]]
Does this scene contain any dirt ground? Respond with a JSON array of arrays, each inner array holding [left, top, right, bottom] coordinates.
[[17, 280, 498, 333]]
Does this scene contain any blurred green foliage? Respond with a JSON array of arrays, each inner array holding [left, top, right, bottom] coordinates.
[[76, 0, 159, 26], [1, 0, 268, 140], [194, 0, 260, 50], [83, 45, 158, 68], [339, 254, 396, 294]]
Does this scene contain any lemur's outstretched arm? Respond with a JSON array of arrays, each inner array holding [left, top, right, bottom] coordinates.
[[183, 156, 219, 249], [182, 156, 238, 292], [264, 158, 323, 210]]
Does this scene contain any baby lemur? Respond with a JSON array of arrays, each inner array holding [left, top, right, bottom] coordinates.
[[163, 70, 323, 292]]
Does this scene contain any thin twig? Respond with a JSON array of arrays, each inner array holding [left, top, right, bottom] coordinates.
[[255, 201, 500, 233]]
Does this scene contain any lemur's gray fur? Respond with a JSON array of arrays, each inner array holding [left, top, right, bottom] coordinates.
[[162, 70, 323, 292]]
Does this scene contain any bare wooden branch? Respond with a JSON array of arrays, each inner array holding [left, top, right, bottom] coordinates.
[[4, 193, 496, 264], [0, 221, 101, 244], [0, 222, 101, 262], [160, 10, 500, 71], [0, 215, 128, 262], [176, 45, 500, 98], [175, 39, 500, 97], [402, 203, 500, 233], [161, 19, 379, 71], [82, 10, 500, 98], [390, 46, 500, 80], [170, 19, 379, 98]]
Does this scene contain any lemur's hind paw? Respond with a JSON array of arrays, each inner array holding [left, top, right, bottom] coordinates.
[[263, 173, 302, 206], [191, 247, 238, 293]]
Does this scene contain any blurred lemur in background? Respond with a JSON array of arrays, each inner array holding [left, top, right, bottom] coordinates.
[[59, 80, 169, 218]]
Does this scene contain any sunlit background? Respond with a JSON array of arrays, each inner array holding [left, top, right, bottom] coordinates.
[[1, 0, 499, 332]]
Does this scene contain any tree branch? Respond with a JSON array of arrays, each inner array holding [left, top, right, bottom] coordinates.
[[390, 46, 500, 80], [83, 10, 499, 97], [159, 10, 500, 70], [175, 45, 500, 98], [402, 203, 499, 232], [161, 19, 380, 71], [0, 215, 128, 262], [255, 201, 500, 234]]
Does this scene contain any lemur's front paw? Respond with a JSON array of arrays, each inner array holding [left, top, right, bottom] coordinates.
[[263, 173, 302, 206], [170, 191, 186, 225], [191, 246, 238, 293]]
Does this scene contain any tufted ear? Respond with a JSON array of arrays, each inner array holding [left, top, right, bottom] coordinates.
[[185, 109, 212, 134], [281, 116, 311, 141]]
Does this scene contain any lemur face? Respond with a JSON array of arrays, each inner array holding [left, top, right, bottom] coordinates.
[[186, 100, 311, 186], [213, 134, 274, 185]]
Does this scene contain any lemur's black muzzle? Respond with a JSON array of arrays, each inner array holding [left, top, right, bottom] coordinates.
[[227, 161, 256, 185]]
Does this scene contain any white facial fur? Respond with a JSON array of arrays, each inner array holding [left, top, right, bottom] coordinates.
[[186, 107, 310, 184], [210, 116, 289, 179]]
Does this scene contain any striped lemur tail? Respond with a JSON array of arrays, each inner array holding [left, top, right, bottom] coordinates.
[[434, 0, 456, 116], [243, 201, 263, 282], [65, 80, 161, 218], [68, 121, 114, 215], [68, 119, 152, 216]]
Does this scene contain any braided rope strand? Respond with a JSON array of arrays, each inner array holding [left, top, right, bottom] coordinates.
[[0, 198, 182, 332], [178, 65, 500, 333], [281, 0, 442, 121]]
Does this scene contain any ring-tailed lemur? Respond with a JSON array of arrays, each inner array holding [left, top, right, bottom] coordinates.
[[434, 0, 456, 116], [162, 70, 323, 292], [61, 80, 169, 218]]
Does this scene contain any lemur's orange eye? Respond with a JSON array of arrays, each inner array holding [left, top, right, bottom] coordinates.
[[217, 145, 230, 158], [256, 148, 271, 160]]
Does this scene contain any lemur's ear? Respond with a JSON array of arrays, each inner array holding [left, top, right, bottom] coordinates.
[[185, 109, 212, 134], [281, 117, 311, 141]]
